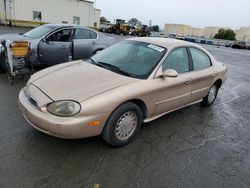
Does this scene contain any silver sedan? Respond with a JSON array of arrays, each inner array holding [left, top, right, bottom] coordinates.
[[0, 24, 115, 71]]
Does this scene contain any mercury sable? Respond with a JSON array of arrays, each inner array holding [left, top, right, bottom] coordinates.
[[19, 38, 227, 146]]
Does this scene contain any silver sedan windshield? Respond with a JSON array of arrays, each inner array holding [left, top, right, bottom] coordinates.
[[23, 25, 55, 39]]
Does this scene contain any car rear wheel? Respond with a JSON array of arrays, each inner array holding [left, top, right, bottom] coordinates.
[[102, 102, 142, 147], [201, 84, 219, 106], [0, 55, 7, 73]]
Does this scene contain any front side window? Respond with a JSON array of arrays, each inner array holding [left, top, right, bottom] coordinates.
[[190, 48, 211, 70], [91, 41, 166, 79], [47, 29, 72, 42], [162, 48, 189, 73]]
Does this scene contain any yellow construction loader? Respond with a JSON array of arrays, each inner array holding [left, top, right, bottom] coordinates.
[[109, 19, 131, 35]]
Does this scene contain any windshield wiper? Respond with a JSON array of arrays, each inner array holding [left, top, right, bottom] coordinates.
[[88, 58, 132, 77], [97, 61, 132, 77]]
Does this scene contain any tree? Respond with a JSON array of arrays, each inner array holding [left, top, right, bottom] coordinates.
[[214, 28, 236, 40], [127, 18, 141, 26], [100, 17, 110, 23], [150, 25, 160, 32]]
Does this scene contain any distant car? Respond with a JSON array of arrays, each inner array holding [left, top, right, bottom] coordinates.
[[169, 33, 176, 39], [176, 35, 185, 40], [0, 24, 115, 71], [225, 43, 232, 47], [19, 38, 227, 146], [98, 23, 113, 33], [231, 42, 246, 49]]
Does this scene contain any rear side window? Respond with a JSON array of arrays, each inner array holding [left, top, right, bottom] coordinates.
[[190, 48, 211, 70], [74, 28, 90, 39]]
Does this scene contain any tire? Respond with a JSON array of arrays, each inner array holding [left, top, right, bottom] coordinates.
[[115, 29, 121, 35], [0, 55, 7, 73], [201, 83, 219, 107], [7, 72, 13, 85], [102, 102, 142, 147]]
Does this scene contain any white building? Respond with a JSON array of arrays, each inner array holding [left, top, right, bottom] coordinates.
[[0, 0, 101, 27]]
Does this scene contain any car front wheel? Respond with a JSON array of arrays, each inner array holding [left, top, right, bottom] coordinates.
[[201, 84, 219, 106], [102, 102, 142, 147]]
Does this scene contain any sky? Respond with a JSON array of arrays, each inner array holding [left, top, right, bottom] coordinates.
[[95, 0, 250, 29]]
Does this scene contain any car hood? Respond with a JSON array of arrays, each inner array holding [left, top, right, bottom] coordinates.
[[30, 60, 137, 102]]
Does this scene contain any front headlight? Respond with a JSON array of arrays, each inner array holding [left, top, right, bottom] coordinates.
[[47, 100, 81, 117]]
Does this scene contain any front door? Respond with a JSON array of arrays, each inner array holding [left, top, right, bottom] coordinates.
[[38, 28, 73, 64], [153, 48, 192, 116]]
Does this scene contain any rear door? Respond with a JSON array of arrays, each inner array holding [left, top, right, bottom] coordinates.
[[72, 28, 98, 60], [38, 28, 73, 64], [188, 47, 215, 102]]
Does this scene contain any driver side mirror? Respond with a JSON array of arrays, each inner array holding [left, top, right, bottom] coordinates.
[[155, 68, 178, 79], [42, 37, 50, 43], [41, 38, 46, 42]]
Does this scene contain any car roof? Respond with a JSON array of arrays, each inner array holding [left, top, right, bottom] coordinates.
[[127, 37, 201, 50], [43, 24, 93, 30]]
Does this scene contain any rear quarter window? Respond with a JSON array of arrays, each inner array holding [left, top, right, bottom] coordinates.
[[90, 31, 97, 39], [190, 48, 211, 70]]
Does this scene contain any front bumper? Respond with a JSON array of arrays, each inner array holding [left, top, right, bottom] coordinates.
[[18, 89, 108, 139]]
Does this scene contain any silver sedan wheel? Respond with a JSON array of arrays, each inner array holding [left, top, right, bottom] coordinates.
[[208, 85, 217, 103], [115, 111, 138, 141]]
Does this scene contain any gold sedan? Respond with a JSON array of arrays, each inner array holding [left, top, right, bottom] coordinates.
[[19, 38, 227, 146]]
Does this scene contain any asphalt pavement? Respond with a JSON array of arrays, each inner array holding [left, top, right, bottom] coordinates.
[[0, 25, 33, 34], [0, 32, 250, 187]]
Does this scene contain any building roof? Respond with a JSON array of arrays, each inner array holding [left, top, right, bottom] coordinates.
[[79, 0, 94, 4]]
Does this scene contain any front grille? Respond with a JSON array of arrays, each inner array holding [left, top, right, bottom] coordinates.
[[24, 90, 38, 108]]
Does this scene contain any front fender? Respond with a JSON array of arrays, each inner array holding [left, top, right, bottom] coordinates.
[[79, 80, 155, 118]]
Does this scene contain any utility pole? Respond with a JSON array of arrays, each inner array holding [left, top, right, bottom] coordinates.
[[149, 20, 152, 27]]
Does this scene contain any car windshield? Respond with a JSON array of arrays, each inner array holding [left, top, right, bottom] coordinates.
[[91, 40, 166, 79], [23, 25, 55, 39]]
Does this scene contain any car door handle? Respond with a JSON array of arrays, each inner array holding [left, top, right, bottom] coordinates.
[[211, 74, 215, 77], [185, 79, 192, 85]]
